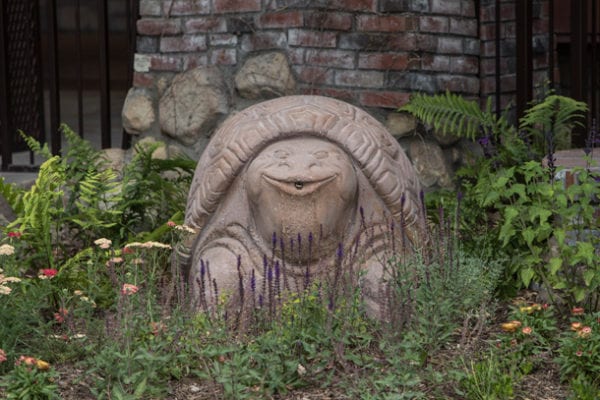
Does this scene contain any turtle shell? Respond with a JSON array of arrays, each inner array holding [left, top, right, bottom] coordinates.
[[185, 95, 423, 234]]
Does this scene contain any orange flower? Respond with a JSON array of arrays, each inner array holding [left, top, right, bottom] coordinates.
[[121, 283, 139, 295], [36, 359, 50, 371], [571, 307, 584, 315], [571, 322, 583, 331], [522, 326, 532, 335], [501, 320, 522, 332]]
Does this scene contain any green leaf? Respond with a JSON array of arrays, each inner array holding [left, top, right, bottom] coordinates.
[[575, 242, 595, 265], [548, 257, 562, 275], [520, 267, 535, 287], [583, 270, 596, 287]]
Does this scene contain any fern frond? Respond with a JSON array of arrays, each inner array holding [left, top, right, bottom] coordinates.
[[19, 131, 52, 159], [0, 178, 25, 216], [400, 91, 511, 140]]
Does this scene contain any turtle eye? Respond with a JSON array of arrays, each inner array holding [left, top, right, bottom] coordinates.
[[273, 150, 289, 159]]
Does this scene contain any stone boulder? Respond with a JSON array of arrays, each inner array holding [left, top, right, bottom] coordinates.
[[385, 112, 417, 139], [122, 87, 155, 135], [234, 52, 296, 99], [159, 67, 230, 146], [409, 139, 454, 189]]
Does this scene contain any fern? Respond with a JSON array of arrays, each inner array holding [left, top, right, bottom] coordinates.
[[0, 178, 25, 217], [8, 156, 66, 268], [19, 130, 52, 159], [519, 95, 587, 150], [399, 91, 515, 140]]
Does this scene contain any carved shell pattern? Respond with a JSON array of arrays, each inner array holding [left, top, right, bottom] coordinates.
[[185, 95, 423, 233]]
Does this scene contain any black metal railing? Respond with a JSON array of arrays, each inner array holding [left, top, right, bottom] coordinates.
[[512, 0, 599, 147], [0, 0, 138, 171]]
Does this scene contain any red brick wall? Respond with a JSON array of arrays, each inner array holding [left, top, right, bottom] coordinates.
[[479, 0, 551, 113], [134, 0, 481, 109]]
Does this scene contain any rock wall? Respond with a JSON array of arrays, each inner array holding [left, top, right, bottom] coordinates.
[[121, 0, 550, 191]]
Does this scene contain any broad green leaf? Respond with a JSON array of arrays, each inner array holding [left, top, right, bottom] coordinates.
[[548, 257, 562, 275], [575, 242, 595, 265], [520, 267, 535, 287], [583, 269, 596, 287]]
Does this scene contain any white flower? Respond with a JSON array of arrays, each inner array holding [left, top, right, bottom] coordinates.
[[0, 244, 15, 256], [175, 225, 197, 234], [94, 238, 112, 249], [0, 286, 12, 295]]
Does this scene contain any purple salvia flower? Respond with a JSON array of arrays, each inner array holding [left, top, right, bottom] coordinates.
[[336, 243, 343, 261], [250, 269, 256, 293], [258, 294, 263, 308], [268, 265, 273, 282], [200, 259, 206, 280]]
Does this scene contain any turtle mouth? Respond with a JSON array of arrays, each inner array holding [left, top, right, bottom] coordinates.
[[262, 174, 337, 196]]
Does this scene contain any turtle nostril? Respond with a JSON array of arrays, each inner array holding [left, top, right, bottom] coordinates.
[[294, 181, 304, 190]]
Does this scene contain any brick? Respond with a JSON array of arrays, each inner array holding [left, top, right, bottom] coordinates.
[[407, 72, 438, 92], [450, 55, 478, 74], [210, 48, 237, 65], [227, 16, 256, 34], [160, 35, 207, 52], [335, 70, 384, 88], [166, 0, 210, 16], [503, 21, 516, 38], [500, 74, 516, 92], [437, 37, 463, 54], [462, 0, 476, 17], [293, 66, 334, 85], [500, 4, 515, 20], [305, 49, 355, 69], [240, 32, 287, 52], [380, 0, 429, 12], [133, 72, 155, 87], [327, 0, 376, 12], [305, 12, 352, 31], [214, 0, 261, 13], [183, 54, 208, 70], [359, 91, 410, 108], [463, 38, 480, 55], [421, 54, 449, 71], [288, 48, 305, 64], [185, 17, 226, 33], [150, 54, 182, 71], [437, 74, 479, 94], [137, 18, 182, 35], [415, 33, 437, 51], [357, 15, 414, 32], [288, 29, 337, 48], [139, 0, 161, 16], [300, 87, 356, 103], [209, 33, 237, 46], [340, 33, 415, 51], [137, 36, 159, 53], [257, 11, 303, 28], [358, 53, 411, 70], [479, 24, 495, 41], [431, 0, 462, 15], [419, 16, 449, 33], [449, 18, 477, 36], [480, 76, 496, 94]]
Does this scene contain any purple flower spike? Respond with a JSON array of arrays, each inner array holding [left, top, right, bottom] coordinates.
[[272, 232, 277, 249], [400, 193, 406, 207], [263, 254, 268, 268], [308, 232, 313, 245], [275, 260, 280, 279], [336, 243, 343, 261], [250, 269, 256, 292], [258, 294, 264, 307], [268, 265, 273, 282], [200, 259, 205, 278], [297, 233, 302, 249]]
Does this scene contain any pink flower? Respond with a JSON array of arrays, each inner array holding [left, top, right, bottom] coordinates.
[[571, 307, 585, 316], [575, 350, 583, 357], [577, 326, 592, 338], [7, 231, 22, 239], [166, 221, 177, 227], [54, 308, 68, 324], [521, 326, 532, 335], [0, 349, 6, 363], [39, 269, 58, 279], [121, 283, 139, 295]]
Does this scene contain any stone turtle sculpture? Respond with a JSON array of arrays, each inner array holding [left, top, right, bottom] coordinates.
[[183, 95, 425, 319]]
